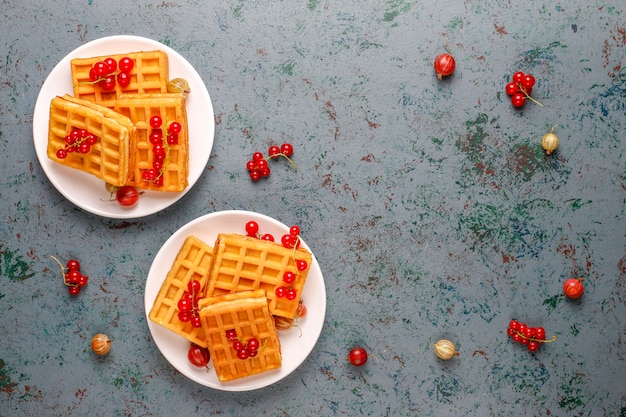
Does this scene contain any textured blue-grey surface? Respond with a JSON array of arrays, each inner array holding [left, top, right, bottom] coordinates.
[[1, 1, 625, 416]]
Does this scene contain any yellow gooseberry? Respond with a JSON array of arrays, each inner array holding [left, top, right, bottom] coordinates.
[[91, 333, 112, 355]]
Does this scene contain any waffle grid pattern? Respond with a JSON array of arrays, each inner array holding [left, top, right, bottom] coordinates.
[[199, 290, 282, 382], [148, 236, 213, 348], [47, 96, 132, 186], [206, 234, 313, 319], [115, 93, 189, 192], [71, 50, 169, 109]]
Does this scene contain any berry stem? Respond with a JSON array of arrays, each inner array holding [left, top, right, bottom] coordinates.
[[517, 84, 544, 106], [514, 330, 557, 343], [267, 153, 298, 171]]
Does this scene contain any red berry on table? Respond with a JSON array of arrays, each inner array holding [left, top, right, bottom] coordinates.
[[67, 259, 80, 271], [252, 151, 264, 161], [249, 170, 261, 181], [268, 145, 281, 157], [522, 74, 536, 89], [347, 347, 368, 366], [68, 285, 81, 296], [511, 92, 526, 108], [434, 53, 456, 80], [564, 278, 584, 299], [512, 71, 525, 84], [505, 81, 519, 96], [527, 341, 540, 352], [280, 143, 293, 157], [188, 344, 210, 367]]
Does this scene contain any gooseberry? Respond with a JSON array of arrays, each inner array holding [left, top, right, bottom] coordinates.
[[434, 53, 456, 80]]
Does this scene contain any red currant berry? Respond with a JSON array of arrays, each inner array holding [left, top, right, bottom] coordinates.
[[178, 296, 193, 312], [68, 285, 81, 296], [56, 149, 68, 159], [89, 67, 100, 82], [289, 225, 300, 236], [261, 234, 274, 242], [78, 275, 88, 287], [259, 167, 271, 177], [268, 145, 281, 157], [149, 115, 163, 129], [167, 134, 178, 145], [178, 311, 192, 322], [505, 81, 519, 96], [104, 57, 117, 74], [511, 93, 526, 108], [101, 75, 116, 91], [247, 338, 260, 351], [225, 329, 237, 341], [296, 259, 308, 271], [142, 169, 157, 181], [535, 327, 546, 341], [118, 57, 134, 73], [65, 270, 81, 284], [256, 159, 269, 170], [188, 280, 201, 294], [246, 160, 256, 171], [522, 74, 536, 89], [249, 170, 261, 181], [190, 314, 202, 328], [93, 61, 108, 77], [117, 71, 131, 88], [86, 134, 98, 145], [168, 122, 182, 135], [507, 328, 515, 337], [286, 288, 297, 300], [283, 271, 296, 284], [347, 347, 368, 366], [252, 151, 264, 161], [281, 234, 294, 248], [275, 286, 287, 298], [512, 71, 525, 84], [233, 340, 245, 351], [527, 341, 540, 352], [280, 143, 293, 156], [78, 142, 91, 154], [67, 259, 80, 271], [245, 221, 259, 237], [149, 131, 163, 145], [237, 348, 250, 360]]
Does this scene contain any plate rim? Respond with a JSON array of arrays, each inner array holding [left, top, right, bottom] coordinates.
[[144, 209, 327, 391], [33, 34, 214, 219]]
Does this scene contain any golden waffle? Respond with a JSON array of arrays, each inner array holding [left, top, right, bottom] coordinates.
[[198, 290, 282, 382], [115, 93, 189, 192], [47, 94, 134, 186], [206, 234, 313, 319], [148, 236, 213, 348], [71, 50, 169, 109]]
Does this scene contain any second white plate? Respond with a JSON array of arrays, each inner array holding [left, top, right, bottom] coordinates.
[[33, 35, 215, 219], [144, 210, 326, 391]]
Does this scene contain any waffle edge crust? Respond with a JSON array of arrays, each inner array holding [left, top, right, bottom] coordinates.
[[199, 290, 282, 382]]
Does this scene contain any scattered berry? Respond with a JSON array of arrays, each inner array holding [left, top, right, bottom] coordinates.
[[91, 333, 112, 355], [347, 347, 368, 366], [434, 53, 456, 80], [115, 185, 141, 207], [563, 277, 584, 299], [50, 256, 88, 296], [433, 339, 458, 360], [542, 125, 559, 155], [246, 143, 297, 181]]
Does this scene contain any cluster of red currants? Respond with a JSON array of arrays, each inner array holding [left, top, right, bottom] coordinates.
[[505, 71, 540, 108], [88, 56, 134, 91], [51, 256, 88, 296], [507, 319, 554, 352], [246, 143, 295, 181], [56, 127, 98, 159], [226, 329, 262, 360], [177, 279, 203, 328], [141, 115, 181, 186]]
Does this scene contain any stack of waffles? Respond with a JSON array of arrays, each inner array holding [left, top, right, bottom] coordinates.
[[148, 232, 313, 383], [46, 50, 190, 192]]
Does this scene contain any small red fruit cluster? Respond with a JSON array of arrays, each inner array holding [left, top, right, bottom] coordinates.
[[226, 329, 262, 360], [88, 56, 134, 91], [142, 115, 181, 186], [246, 143, 295, 181], [505, 71, 541, 108], [56, 127, 98, 159], [507, 320, 555, 352], [178, 279, 203, 328], [51, 256, 88, 296]]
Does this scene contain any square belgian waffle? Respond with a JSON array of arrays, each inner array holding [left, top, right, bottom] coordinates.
[[115, 93, 189, 192], [198, 290, 282, 382], [148, 235, 213, 348], [70, 50, 169, 109], [205, 233, 313, 319], [47, 94, 134, 187]]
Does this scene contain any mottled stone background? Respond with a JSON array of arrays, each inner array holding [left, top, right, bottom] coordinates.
[[1, 1, 624, 416]]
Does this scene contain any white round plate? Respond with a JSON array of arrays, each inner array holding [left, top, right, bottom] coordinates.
[[33, 35, 214, 219], [144, 210, 326, 391]]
